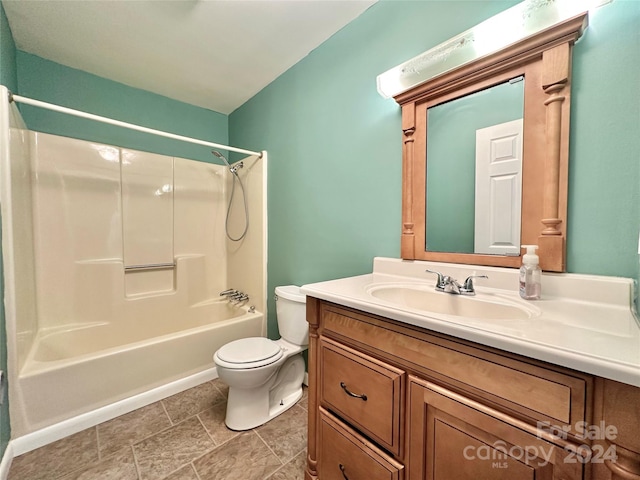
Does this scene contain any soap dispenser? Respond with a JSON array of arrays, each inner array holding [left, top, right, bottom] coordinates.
[[519, 245, 541, 300]]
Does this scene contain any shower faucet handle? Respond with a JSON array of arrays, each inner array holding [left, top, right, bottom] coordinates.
[[233, 294, 249, 303], [221, 289, 249, 303]]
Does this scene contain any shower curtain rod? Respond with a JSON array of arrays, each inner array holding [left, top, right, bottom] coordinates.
[[9, 93, 262, 158]]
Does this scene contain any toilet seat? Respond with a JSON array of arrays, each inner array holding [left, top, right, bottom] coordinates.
[[215, 337, 284, 369]]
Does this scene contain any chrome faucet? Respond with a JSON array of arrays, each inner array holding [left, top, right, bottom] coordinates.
[[220, 289, 250, 304], [425, 270, 488, 296]]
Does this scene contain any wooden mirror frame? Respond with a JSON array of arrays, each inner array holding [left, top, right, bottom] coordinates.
[[395, 13, 587, 272]]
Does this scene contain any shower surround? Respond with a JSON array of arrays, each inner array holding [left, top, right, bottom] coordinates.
[[0, 95, 267, 439]]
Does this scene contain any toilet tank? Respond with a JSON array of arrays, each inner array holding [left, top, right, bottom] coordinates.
[[275, 285, 308, 346]]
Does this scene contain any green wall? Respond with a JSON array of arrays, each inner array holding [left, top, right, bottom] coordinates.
[[0, 1, 14, 460], [426, 79, 524, 254], [568, 1, 640, 284], [0, 2, 16, 92], [230, 0, 640, 338], [229, 0, 523, 337], [16, 52, 229, 164]]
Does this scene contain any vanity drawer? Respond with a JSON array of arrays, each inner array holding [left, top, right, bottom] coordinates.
[[320, 337, 404, 455], [320, 303, 590, 437], [319, 407, 404, 480]]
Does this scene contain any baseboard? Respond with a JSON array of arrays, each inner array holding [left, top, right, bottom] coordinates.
[[0, 442, 13, 480], [304, 371, 309, 386], [11, 367, 218, 457]]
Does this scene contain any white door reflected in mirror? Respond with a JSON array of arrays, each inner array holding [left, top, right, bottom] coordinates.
[[474, 118, 523, 256]]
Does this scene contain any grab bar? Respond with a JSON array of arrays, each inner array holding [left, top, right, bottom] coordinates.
[[124, 263, 175, 272]]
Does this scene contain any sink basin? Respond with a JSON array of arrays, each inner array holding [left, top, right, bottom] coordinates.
[[366, 284, 536, 320]]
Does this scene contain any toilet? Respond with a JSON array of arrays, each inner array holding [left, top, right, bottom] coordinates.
[[213, 285, 308, 430]]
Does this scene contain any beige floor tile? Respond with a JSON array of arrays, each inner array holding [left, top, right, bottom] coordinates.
[[162, 464, 199, 480], [255, 405, 307, 463], [8, 428, 98, 480], [298, 386, 308, 411], [7, 379, 307, 480], [193, 431, 282, 480], [197, 402, 239, 446], [267, 449, 307, 480], [211, 378, 229, 398], [134, 416, 215, 480], [162, 382, 226, 424], [58, 447, 138, 480], [97, 402, 172, 458]]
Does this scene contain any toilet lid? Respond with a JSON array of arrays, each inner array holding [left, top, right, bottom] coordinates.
[[216, 337, 282, 366]]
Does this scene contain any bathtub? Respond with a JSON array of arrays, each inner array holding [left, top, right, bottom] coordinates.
[[2, 127, 268, 442], [14, 300, 264, 435]]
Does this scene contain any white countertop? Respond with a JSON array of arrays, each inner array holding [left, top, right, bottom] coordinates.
[[301, 257, 640, 387]]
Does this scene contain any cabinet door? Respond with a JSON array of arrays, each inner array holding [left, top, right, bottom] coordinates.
[[407, 376, 583, 480]]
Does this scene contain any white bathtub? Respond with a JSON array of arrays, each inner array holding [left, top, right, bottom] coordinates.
[[2, 127, 267, 442], [14, 300, 264, 435]]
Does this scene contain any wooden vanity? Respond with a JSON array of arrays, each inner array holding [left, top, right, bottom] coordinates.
[[304, 297, 640, 480], [303, 6, 640, 479]]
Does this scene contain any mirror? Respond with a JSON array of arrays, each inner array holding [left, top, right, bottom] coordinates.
[[426, 79, 524, 255], [393, 13, 588, 272]]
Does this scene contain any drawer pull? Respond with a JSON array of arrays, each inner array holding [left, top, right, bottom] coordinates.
[[339, 463, 350, 480], [340, 382, 367, 401]]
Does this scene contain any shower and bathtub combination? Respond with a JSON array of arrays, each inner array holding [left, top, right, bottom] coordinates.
[[0, 86, 268, 448]]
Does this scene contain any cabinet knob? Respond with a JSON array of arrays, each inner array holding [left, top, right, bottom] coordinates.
[[340, 382, 367, 401]]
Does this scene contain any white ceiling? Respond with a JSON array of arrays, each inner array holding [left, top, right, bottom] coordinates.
[[3, 0, 376, 114]]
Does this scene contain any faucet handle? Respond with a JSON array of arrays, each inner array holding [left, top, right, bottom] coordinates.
[[461, 275, 488, 295], [425, 269, 446, 291]]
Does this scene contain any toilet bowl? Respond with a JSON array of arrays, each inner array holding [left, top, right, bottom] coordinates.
[[213, 285, 308, 430]]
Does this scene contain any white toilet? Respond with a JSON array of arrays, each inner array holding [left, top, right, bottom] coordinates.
[[213, 285, 308, 430]]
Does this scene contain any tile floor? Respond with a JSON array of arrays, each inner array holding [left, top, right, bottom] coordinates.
[[8, 379, 308, 480]]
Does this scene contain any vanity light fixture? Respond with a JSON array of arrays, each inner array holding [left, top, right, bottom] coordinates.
[[376, 0, 609, 99]]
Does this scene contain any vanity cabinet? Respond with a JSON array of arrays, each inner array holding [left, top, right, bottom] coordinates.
[[305, 297, 640, 480]]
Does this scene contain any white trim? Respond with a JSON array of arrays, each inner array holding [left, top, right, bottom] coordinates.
[[263, 151, 269, 337], [303, 371, 309, 387], [10, 94, 261, 158], [11, 367, 218, 456], [0, 442, 13, 480], [0, 87, 22, 469]]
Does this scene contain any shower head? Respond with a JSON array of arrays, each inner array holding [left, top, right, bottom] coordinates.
[[211, 150, 231, 168], [212, 150, 244, 174]]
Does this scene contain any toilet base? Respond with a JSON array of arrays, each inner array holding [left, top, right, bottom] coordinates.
[[267, 387, 303, 421], [224, 354, 305, 431]]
